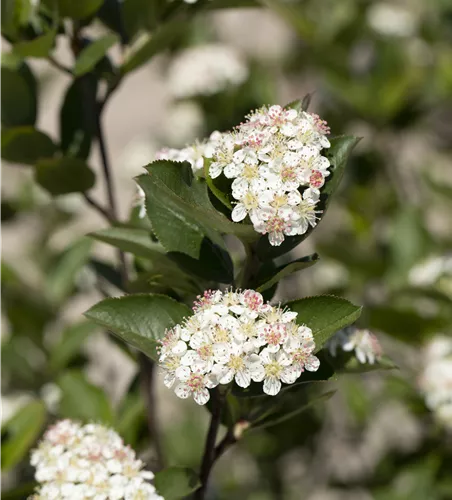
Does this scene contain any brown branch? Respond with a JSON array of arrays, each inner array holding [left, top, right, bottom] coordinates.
[[82, 192, 115, 223]]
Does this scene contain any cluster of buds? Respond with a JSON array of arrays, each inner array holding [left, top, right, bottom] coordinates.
[[158, 289, 320, 405], [30, 420, 163, 500], [327, 326, 382, 364]]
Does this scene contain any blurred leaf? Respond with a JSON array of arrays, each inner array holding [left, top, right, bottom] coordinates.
[[45, 237, 93, 303], [287, 295, 362, 351], [154, 467, 200, 500], [1, 482, 37, 500], [285, 93, 313, 112], [367, 306, 449, 344], [74, 34, 119, 76], [122, 17, 186, 74], [256, 253, 319, 293], [85, 294, 192, 361], [425, 174, 452, 202], [58, 370, 114, 423], [89, 258, 124, 291], [1, 400, 46, 471], [49, 320, 97, 372], [35, 157, 96, 195], [1, 127, 57, 165], [256, 135, 360, 259], [116, 391, 146, 446], [12, 28, 56, 58], [339, 355, 398, 374], [60, 76, 97, 159], [259, 0, 315, 40], [42, 0, 103, 19], [389, 206, 430, 280], [1, 62, 37, 127]]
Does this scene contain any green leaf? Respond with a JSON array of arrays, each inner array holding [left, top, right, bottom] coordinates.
[[116, 391, 146, 446], [1, 400, 46, 471], [12, 28, 56, 58], [74, 34, 119, 76], [45, 238, 93, 303], [60, 76, 97, 159], [286, 295, 362, 351], [137, 161, 255, 259], [1, 482, 38, 500], [122, 17, 186, 74], [251, 390, 336, 432], [89, 227, 168, 261], [35, 157, 96, 195], [256, 135, 360, 260], [256, 253, 319, 293], [203, 157, 232, 210], [285, 93, 313, 112], [340, 355, 398, 374], [154, 467, 200, 500], [58, 370, 114, 423], [1, 62, 37, 127], [42, 0, 103, 19], [84, 294, 192, 361], [49, 320, 97, 372], [1, 127, 57, 165]]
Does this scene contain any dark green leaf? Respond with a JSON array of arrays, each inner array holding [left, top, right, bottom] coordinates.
[[286, 295, 362, 351], [60, 76, 98, 159], [1, 62, 37, 127], [49, 320, 97, 372], [256, 135, 360, 260], [1, 482, 37, 500], [58, 370, 114, 423], [122, 17, 186, 74], [1, 127, 57, 165], [45, 237, 93, 303], [74, 34, 119, 76], [84, 294, 192, 361], [203, 157, 232, 210], [89, 227, 168, 261], [256, 253, 319, 293], [42, 0, 103, 19], [285, 94, 313, 113], [154, 467, 200, 500], [12, 29, 56, 58], [1, 400, 46, 471], [136, 161, 256, 260], [35, 157, 96, 195]]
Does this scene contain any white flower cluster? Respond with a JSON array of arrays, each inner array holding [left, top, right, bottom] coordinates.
[[209, 105, 331, 246], [168, 44, 248, 98], [419, 335, 452, 429], [155, 131, 224, 176], [30, 420, 163, 500], [158, 289, 320, 405], [328, 327, 382, 364]]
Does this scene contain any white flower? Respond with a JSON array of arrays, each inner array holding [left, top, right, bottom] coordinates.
[[328, 327, 382, 364], [419, 335, 452, 430], [159, 289, 319, 403], [408, 255, 452, 287], [208, 105, 331, 245], [168, 44, 249, 98], [30, 420, 164, 500]]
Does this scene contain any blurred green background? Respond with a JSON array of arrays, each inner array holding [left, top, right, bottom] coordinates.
[[2, 1, 452, 499]]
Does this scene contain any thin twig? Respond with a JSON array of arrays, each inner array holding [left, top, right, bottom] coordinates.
[[139, 353, 165, 470], [82, 192, 115, 223], [214, 428, 236, 461], [48, 55, 72, 75], [194, 389, 227, 500]]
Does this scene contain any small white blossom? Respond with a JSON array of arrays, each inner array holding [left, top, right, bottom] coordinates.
[[168, 44, 249, 98], [419, 335, 452, 430], [30, 420, 164, 499], [158, 289, 319, 403], [328, 327, 382, 365]]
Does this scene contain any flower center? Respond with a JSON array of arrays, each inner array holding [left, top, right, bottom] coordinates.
[[242, 164, 259, 180], [214, 326, 230, 343], [228, 355, 245, 372], [265, 216, 288, 233], [271, 194, 288, 209], [186, 373, 205, 391], [309, 170, 324, 188], [198, 344, 213, 360], [264, 361, 282, 378], [243, 192, 259, 209]]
